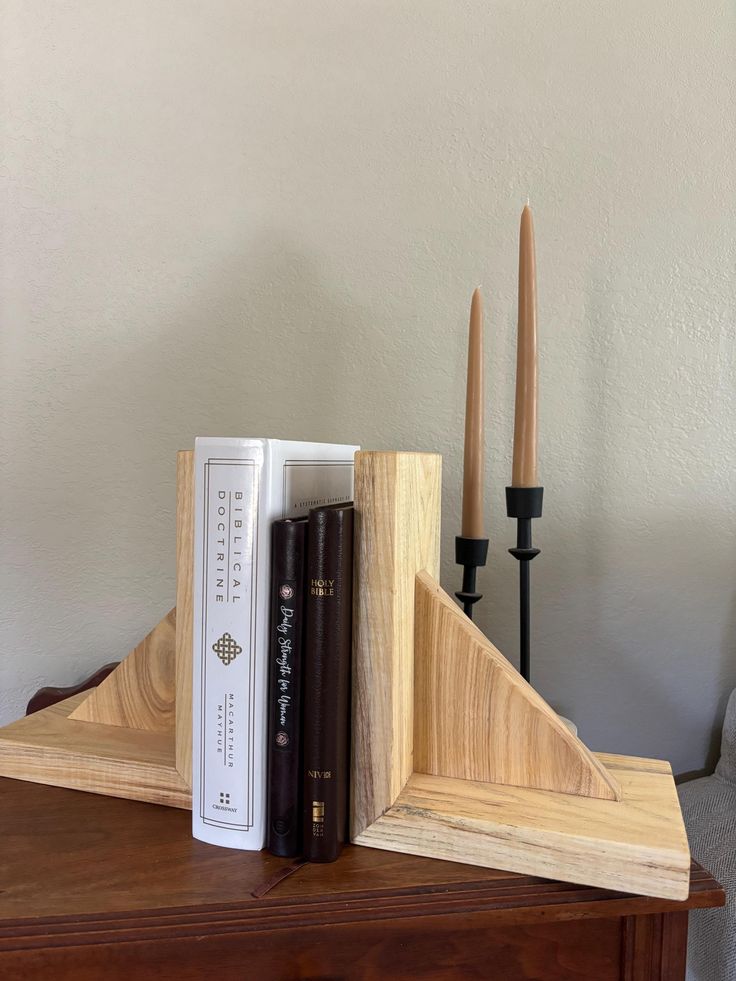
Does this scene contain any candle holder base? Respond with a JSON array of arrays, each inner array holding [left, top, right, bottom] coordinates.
[[506, 487, 543, 682], [455, 536, 489, 620]]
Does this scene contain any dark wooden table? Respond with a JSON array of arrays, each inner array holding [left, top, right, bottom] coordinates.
[[0, 778, 723, 980]]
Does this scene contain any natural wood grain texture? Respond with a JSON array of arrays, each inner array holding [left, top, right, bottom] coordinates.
[[354, 753, 690, 900], [350, 451, 689, 901], [659, 910, 690, 981], [414, 571, 621, 800], [0, 918, 625, 981], [350, 450, 441, 838], [0, 697, 190, 807], [622, 910, 689, 981], [0, 779, 722, 981], [0, 778, 721, 921], [69, 610, 175, 730], [175, 449, 194, 783]]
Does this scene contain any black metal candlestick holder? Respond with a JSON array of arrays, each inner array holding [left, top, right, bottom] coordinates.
[[505, 486, 543, 682], [455, 536, 489, 619]]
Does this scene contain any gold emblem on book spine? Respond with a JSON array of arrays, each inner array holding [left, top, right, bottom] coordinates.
[[212, 632, 242, 666]]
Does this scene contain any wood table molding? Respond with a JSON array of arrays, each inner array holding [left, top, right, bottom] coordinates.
[[0, 778, 723, 980]]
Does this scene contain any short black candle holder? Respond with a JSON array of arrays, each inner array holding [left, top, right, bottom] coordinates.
[[455, 535, 489, 620], [505, 486, 543, 682]]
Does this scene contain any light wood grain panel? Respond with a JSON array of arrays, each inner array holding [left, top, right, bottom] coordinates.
[[413, 572, 621, 800], [350, 451, 441, 838], [175, 449, 194, 783], [354, 755, 690, 900], [0, 694, 190, 808], [70, 611, 176, 731], [349, 450, 688, 901]]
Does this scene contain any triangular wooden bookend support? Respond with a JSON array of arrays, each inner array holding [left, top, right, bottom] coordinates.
[[414, 571, 621, 801], [69, 609, 176, 732], [0, 451, 195, 808], [350, 451, 690, 901]]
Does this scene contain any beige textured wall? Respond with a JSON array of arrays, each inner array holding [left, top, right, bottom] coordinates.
[[1, 1, 734, 775]]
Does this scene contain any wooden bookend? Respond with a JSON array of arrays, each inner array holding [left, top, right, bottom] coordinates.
[[350, 450, 690, 900], [0, 451, 195, 808]]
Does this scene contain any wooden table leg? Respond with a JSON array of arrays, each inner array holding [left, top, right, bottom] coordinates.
[[622, 910, 689, 980]]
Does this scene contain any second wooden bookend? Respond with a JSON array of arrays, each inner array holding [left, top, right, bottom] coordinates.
[[350, 450, 690, 900]]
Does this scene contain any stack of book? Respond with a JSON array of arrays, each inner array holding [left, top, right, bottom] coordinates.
[[267, 503, 353, 861], [192, 437, 358, 862]]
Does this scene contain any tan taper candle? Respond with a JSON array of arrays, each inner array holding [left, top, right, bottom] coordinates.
[[461, 287, 485, 538], [512, 205, 538, 487]]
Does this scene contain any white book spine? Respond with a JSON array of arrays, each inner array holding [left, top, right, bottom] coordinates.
[[192, 437, 358, 849]]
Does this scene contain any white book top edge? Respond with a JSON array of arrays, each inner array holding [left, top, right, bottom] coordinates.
[[195, 436, 359, 450]]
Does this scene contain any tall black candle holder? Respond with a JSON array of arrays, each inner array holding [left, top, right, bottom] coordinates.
[[455, 536, 489, 620], [505, 486, 543, 682]]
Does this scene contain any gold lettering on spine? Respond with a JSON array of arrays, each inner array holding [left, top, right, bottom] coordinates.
[[310, 578, 336, 596]]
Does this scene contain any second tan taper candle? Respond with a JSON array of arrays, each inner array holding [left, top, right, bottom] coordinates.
[[461, 287, 485, 538], [512, 204, 538, 487]]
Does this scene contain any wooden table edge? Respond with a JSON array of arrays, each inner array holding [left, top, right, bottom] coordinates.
[[0, 863, 724, 953]]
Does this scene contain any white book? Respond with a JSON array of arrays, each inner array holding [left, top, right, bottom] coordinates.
[[192, 437, 359, 849]]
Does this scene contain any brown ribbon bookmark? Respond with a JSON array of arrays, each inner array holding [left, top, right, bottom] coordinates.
[[251, 858, 307, 899]]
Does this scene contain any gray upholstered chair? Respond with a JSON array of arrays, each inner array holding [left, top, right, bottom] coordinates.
[[678, 689, 736, 981]]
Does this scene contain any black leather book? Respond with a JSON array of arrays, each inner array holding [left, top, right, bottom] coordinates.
[[302, 503, 354, 863], [267, 517, 308, 857]]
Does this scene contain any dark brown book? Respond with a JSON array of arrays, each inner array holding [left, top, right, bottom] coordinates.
[[267, 518, 308, 857], [302, 503, 354, 863]]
